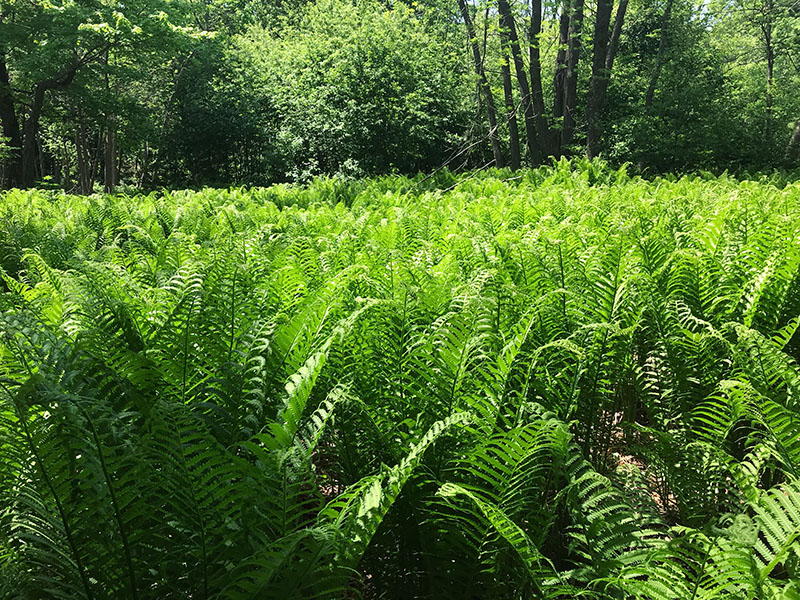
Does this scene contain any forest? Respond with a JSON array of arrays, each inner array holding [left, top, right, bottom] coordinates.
[[2, 0, 800, 599], [1, 0, 800, 190]]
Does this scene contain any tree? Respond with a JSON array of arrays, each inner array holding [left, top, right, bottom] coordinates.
[[643, 0, 674, 109], [496, 0, 628, 161], [498, 0, 541, 162], [586, 0, 628, 157], [787, 118, 800, 164], [499, 9, 522, 169], [0, 0, 203, 189], [458, 0, 506, 168], [170, 0, 469, 182]]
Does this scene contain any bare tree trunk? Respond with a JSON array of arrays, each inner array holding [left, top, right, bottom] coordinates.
[[786, 118, 800, 164], [606, 0, 628, 77], [644, 0, 674, 108], [20, 83, 49, 187], [498, 0, 541, 164], [20, 66, 78, 188], [499, 28, 521, 170], [76, 123, 101, 194], [90, 129, 102, 191], [458, 0, 505, 168], [116, 147, 122, 187], [139, 143, 149, 188], [104, 124, 116, 193], [103, 49, 117, 194], [561, 0, 585, 150], [76, 126, 90, 194], [0, 57, 22, 187], [529, 0, 558, 156], [553, 2, 571, 121], [763, 14, 774, 145], [586, 0, 628, 157], [61, 132, 72, 190], [586, 0, 614, 158], [37, 134, 45, 180]]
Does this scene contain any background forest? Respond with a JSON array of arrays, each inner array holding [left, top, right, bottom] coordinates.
[[2, 0, 800, 192]]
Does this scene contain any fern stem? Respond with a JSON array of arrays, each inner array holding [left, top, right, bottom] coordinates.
[[169, 410, 209, 598], [558, 244, 566, 329], [75, 400, 139, 600], [687, 539, 713, 600], [397, 289, 409, 408], [4, 382, 95, 600], [228, 268, 237, 363], [181, 294, 197, 404]]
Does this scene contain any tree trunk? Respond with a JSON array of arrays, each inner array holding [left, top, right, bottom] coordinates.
[[116, 147, 122, 187], [139, 143, 149, 188], [529, 0, 558, 156], [498, 0, 541, 164], [103, 49, 118, 193], [586, 0, 614, 158], [19, 66, 78, 188], [553, 2, 571, 121], [0, 57, 22, 187], [90, 129, 102, 192], [644, 0, 674, 108], [499, 32, 521, 170], [763, 16, 774, 145], [786, 118, 800, 164], [20, 82, 50, 187], [561, 0, 585, 150], [76, 126, 90, 194], [457, 0, 505, 168], [60, 131, 71, 189], [586, 0, 628, 158], [606, 0, 628, 78], [104, 122, 116, 193], [76, 124, 101, 195], [37, 133, 45, 180]]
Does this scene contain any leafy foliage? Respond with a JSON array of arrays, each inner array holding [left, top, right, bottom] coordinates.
[[1, 161, 800, 597]]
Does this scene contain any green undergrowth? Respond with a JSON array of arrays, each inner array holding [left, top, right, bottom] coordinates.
[[1, 160, 800, 598]]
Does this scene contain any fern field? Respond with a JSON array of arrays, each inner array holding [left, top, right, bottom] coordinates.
[[2, 161, 800, 599]]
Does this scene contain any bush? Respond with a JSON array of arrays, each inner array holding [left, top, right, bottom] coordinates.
[[166, 0, 470, 185]]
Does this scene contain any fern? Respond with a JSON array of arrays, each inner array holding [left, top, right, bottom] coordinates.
[[2, 166, 800, 597]]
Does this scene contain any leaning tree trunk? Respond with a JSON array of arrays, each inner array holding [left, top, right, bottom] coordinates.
[[644, 0, 674, 108], [561, 0, 585, 151], [499, 33, 521, 170], [498, 0, 541, 164], [457, 0, 505, 168], [606, 0, 628, 82], [553, 2, 571, 121]]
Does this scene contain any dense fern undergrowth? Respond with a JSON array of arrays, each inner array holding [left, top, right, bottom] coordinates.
[[1, 161, 800, 599]]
